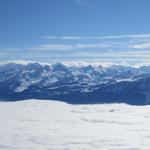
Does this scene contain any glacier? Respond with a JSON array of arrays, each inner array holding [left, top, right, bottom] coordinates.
[[0, 99, 150, 149]]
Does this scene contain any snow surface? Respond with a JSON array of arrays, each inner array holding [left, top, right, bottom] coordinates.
[[0, 100, 150, 150]]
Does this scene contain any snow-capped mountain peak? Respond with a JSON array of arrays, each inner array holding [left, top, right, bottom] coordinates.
[[1, 62, 150, 105]]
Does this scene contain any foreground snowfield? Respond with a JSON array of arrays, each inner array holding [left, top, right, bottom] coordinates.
[[0, 100, 150, 150]]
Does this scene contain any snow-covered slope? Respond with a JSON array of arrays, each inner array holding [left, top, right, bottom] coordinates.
[[1, 99, 150, 149]]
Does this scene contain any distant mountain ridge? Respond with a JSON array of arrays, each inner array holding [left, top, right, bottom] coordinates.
[[1, 62, 150, 105]]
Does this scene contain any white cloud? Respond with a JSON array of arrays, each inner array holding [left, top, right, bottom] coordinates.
[[30, 43, 112, 51], [60, 36, 86, 40], [70, 50, 150, 60], [43, 34, 150, 40], [75, 43, 112, 48], [99, 34, 150, 39], [0, 48, 21, 56], [130, 42, 150, 49], [3, 34, 150, 64], [43, 36, 86, 40], [1, 48, 20, 52], [0, 52, 9, 55], [0, 60, 52, 66], [31, 44, 74, 51], [8, 48, 20, 51], [42, 36, 57, 39]]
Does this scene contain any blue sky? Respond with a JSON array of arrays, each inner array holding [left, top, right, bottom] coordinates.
[[1, 0, 150, 64]]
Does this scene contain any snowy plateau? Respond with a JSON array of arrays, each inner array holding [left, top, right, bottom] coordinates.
[[1, 99, 150, 150]]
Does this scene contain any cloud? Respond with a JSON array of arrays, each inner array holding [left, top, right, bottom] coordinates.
[[0, 52, 9, 55], [42, 36, 57, 39], [31, 44, 74, 51], [3, 34, 150, 65], [43, 34, 150, 40], [1, 48, 20, 52], [43, 36, 86, 40], [75, 43, 112, 48], [130, 42, 150, 49], [30, 43, 112, 51], [68, 50, 150, 62], [0, 48, 20, 56]]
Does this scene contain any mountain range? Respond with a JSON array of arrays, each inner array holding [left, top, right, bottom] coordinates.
[[1, 62, 150, 105]]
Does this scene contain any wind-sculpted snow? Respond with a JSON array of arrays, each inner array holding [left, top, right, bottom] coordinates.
[[0, 99, 150, 149], [1, 62, 150, 104]]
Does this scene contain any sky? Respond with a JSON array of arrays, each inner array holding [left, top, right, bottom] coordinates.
[[1, 0, 150, 64]]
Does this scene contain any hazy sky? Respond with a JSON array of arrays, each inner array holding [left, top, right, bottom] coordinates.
[[1, 0, 150, 64]]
